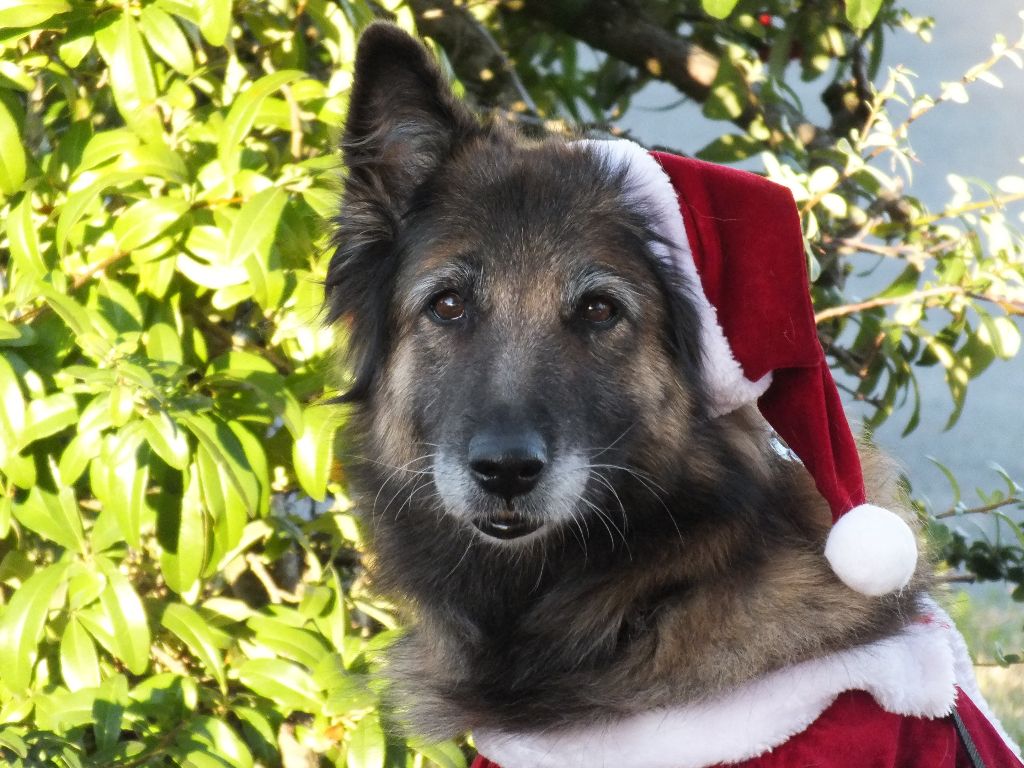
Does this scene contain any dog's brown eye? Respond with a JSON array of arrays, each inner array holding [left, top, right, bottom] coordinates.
[[431, 290, 466, 322], [579, 296, 617, 325]]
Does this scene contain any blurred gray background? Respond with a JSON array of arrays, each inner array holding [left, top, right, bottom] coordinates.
[[620, 1, 1024, 510]]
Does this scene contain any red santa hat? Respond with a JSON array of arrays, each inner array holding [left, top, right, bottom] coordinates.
[[577, 139, 917, 597]]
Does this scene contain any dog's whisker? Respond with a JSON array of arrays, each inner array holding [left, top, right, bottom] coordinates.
[[370, 452, 438, 515], [582, 422, 639, 459]]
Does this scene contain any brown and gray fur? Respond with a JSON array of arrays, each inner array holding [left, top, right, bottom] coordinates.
[[325, 23, 929, 740]]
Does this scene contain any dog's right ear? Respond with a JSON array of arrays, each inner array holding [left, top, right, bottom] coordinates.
[[342, 23, 478, 207], [327, 25, 477, 402]]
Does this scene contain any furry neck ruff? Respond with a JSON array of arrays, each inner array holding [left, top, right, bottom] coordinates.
[[474, 601, 1020, 768]]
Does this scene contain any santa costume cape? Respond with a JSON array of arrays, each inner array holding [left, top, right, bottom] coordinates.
[[467, 143, 1023, 768]]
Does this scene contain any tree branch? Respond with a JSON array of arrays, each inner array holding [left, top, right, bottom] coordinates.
[[516, 0, 730, 115], [406, 0, 539, 112], [935, 497, 1023, 520]]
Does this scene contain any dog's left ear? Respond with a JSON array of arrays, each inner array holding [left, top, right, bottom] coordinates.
[[327, 25, 478, 402], [342, 23, 479, 209]]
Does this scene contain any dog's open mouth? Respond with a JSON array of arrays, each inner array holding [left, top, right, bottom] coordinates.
[[472, 510, 543, 540]]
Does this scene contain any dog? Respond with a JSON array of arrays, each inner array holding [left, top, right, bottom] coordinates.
[[325, 22, 1021, 768]]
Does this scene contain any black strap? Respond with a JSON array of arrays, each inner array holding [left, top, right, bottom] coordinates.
[[953, 705, 987, 768]]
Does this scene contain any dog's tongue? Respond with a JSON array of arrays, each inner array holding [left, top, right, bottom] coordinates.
[[473, 511, 541, 540]]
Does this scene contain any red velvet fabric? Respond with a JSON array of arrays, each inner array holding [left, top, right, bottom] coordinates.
[[649, 152, 867, 520], [471, 688, 1022, 768]]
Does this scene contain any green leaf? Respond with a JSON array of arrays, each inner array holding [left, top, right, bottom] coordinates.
[[978, 315, 1022, 360], [0, 96, 26, 196], [196, 444, 247, 568], [78, 129, 140, 173], [60, 617, 102, 691], [845, 0, 883, 29], [139, 5, 194, 75], [55, 168, 168, 254], [95, 11, 162, 142], [21, 392, 78, 449], [95, 427, 150, 548], [347, 713, 385, 768], [413, 741, 467, 768], [0, 0, 71, 27], [696, 134, 762, 163], [13, 486, 86, 552], [162, 604, 228, 692], [247, 615, 330, 670], [0, 352, 27, 460], [234, 658, 325, 714], [145, 321, 185, 364], [197, 0, 232, 46], [178, 413, 260, 514], [701, 0, 740, 19], [93, 695, 124, 753], [141, 410, 189, 469], [58, 18, 94, 68], [0, 560, 71, 691], [113, 197, 190, 252], [702, 44, 747, 120], [97, 558, 151, 675], [293, 405, 340, 501], [229, 185, 287, 262], [6, 194, 46, 279], [0, 496, 11, 539], [219, 70, 304, 178], [183, 717, 253, 768], [67, 565, 107, 611], [160, 465, 209, 599]]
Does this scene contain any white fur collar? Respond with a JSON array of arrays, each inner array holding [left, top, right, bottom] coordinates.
[[474, 602, 1019, 768]]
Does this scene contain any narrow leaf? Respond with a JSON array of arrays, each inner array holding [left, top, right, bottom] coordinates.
[[293, 405, 340, 501], [60, 617, 102, 691], [13, 486, 86, 552], [228, 186, 287, 263], [0, 89, 26, 195], [160, 465, 209, 599], [219, 70, 304, 178], [846, 0, 884, 29], [94, 11, 162, 141], [141, 410, 189, 469], [347, 713, 385, 768], [0, 0, 71, 28], [139, 5, 194, 74], [234, 658, 324, 713], [97, 559, 151, 675], [0, 561, 71, 691], [6, 194, 46, 279], [162, 604, 228, 692], [198, 0, 232, 46]]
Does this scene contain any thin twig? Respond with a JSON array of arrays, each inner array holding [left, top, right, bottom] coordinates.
[[814, 286, 1024, 324], [935, 497, 1023, 520]]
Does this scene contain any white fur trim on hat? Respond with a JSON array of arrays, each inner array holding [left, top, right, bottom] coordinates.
[[573, 139, 771, 417], [824, 503, 918, 596]]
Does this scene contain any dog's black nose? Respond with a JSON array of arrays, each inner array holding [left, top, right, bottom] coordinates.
[[468, 429, 548, 500]]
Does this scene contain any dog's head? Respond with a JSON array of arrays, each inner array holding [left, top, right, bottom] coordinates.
[[327, 25, 716, 551]]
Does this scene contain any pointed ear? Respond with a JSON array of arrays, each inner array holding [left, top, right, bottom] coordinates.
[[326, 25, 478, 402], [343, 23, 478, 202]]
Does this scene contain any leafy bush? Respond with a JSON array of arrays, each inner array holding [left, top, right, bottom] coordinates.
[[0, 0, 1022, 765]]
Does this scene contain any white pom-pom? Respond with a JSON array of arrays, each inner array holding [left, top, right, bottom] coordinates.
[[824, 504, 918, 596]]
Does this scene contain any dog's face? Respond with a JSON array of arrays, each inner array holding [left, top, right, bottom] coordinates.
[[328, 26, 708, 552]]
